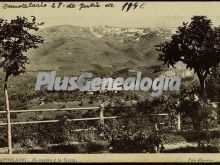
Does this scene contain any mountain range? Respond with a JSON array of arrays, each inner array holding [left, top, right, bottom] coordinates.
[[0, 25, 195, 95], [27, 25, 176, 76]]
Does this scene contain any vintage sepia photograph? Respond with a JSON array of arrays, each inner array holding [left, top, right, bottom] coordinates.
[[0, 1, 220, 163]]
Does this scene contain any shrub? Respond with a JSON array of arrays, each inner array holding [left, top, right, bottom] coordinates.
[[179, 130, 220, 142], [109, 126, 164, 153], [163, 133, 186, 144], [77, 130, 97, 142], [0, 126, 7, 147]]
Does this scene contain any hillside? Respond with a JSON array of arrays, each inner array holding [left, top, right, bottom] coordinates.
[[0, 25, 197, 98], [26, 25, 173, 76]]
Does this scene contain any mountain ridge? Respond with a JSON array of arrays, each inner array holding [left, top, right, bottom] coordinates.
[[26, 25, 174, 76]]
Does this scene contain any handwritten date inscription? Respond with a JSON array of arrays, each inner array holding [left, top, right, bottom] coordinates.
[[122, 2, 144, 12], [2, 2, 145, 12]]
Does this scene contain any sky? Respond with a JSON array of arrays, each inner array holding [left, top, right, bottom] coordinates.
[[1, 2, 220, 28]]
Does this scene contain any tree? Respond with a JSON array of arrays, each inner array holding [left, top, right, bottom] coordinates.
[[0, 16, 44, 153], [156, 16, 220, 97]]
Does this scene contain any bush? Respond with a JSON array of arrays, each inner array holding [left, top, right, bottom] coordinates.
[[179, 130, 220, 142], [76, 130, 97, 142], [109, 126, 164, 153], [163, 133, 186, 144], [210, 129, 220, 139], [0, 126, 7, 148]]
